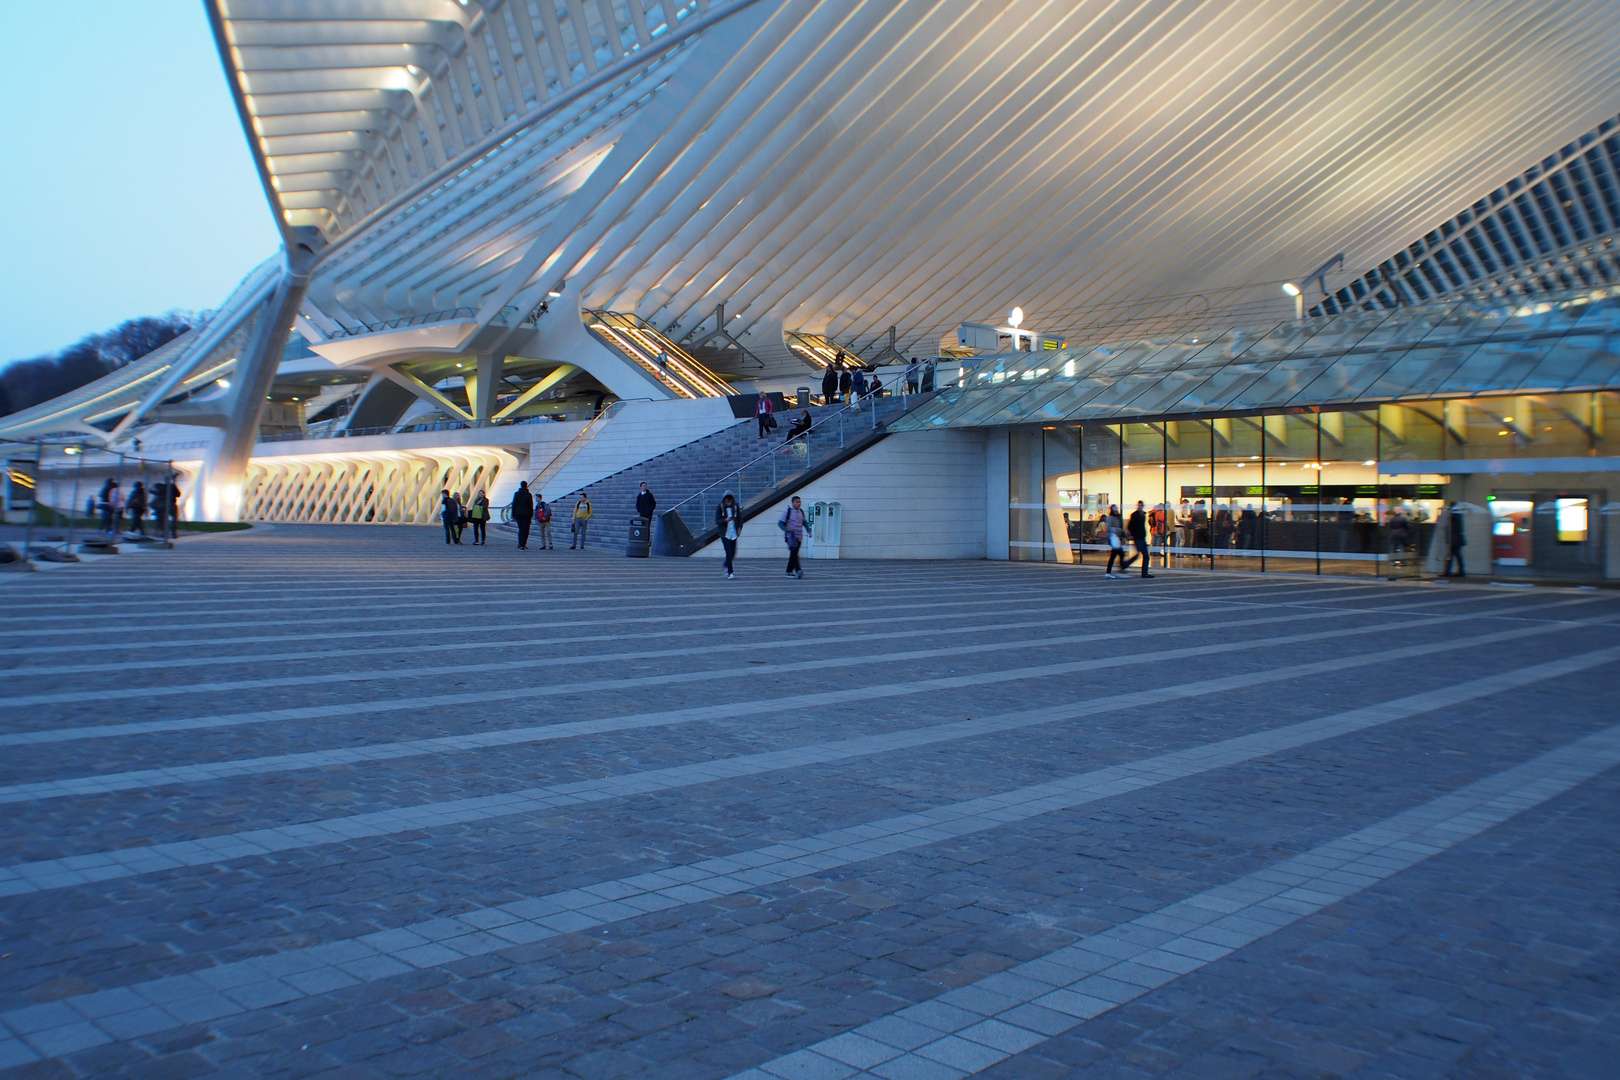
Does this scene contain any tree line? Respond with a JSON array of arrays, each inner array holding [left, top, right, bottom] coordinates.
[[0, 313, 198, 418]]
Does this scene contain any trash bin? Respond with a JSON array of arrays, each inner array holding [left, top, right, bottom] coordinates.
[[797, 386, 811, 407], [626, 516, 651, 557]]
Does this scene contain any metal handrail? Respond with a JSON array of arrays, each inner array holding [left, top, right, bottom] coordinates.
[[527, 399, 640, 496], [663, 373, 919, 521]]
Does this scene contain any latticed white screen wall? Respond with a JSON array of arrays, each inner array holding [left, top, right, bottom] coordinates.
[[241, 449, 518, 524]]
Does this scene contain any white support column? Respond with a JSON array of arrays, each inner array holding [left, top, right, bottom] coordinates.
[[197, 270, 311, 521], [985, 427, 1009, 561]]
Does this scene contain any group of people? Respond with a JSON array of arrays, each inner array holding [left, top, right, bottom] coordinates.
[[443, 481, 595, 550], [92, 478, 179, 537], [1098, 501, 1156, 579], [439, 476, 811, 578], [715, 492, 811, 579], [437, 488, 493, 545], [817, 359, 897, 408]]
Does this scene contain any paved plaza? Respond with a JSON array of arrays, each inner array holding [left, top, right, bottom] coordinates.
[[0, 525, 1617, 1080]]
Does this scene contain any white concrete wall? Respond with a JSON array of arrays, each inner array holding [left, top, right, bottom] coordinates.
[[536, 397, 741, 499], [695, 429, 988, 560]]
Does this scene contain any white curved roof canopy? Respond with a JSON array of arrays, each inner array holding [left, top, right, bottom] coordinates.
[[212, 0, 1620, 358]]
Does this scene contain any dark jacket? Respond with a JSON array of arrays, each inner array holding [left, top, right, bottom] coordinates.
[[839, 369, 853, 395], [821, 367, 838, 397], [512, 487, 534, 520], [715, 501, 742, 537], [636, 490, 656, 518], [1127, 508, 1146, 542]]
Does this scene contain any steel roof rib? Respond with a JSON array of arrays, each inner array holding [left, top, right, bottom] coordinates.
[[202, 0, 1620, 384]]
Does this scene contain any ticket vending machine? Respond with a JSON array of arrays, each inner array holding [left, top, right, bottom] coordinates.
[[809, 501, 842, 559]]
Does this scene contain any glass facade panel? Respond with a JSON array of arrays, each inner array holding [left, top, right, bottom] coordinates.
[[1009, 426, 1082, 562]]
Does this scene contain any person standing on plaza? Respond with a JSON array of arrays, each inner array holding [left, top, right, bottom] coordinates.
[[779, 495, 810, 578], [1104, 504, 1127, 577], [450, 492, 467, 543], [440, 488, 458, 545], [571, 492, 593, 548], [821, 363, 839, 405], [535, 492, 554, 549], [126, 482, 149, 537], [511, 481, 534, 549], [1127, 499, 1153, 578], [1443, 501, 1467, 577], [468, 489, 490, 545], [716, 492, 742, 579], [636, 482, 657, 523]]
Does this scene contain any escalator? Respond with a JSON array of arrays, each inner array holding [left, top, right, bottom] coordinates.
[[585, 310, 734, 399]]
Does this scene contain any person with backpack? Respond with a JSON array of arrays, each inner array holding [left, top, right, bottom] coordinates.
[[571, 493, 593, 548], [511, 481, 534, 549], [716, 492, 742, 579], [439, 488, 458, 545], [535, 492, 554, 549], [126, 482, 149, 537], [467, 488, 491, 545], [779, 495, 810, 578]]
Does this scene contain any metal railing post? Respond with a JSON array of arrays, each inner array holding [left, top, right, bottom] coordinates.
[[22, 438, 41, 560]]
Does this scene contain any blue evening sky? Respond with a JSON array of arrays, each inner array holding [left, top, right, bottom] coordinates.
[[0, 2, 280, 364]]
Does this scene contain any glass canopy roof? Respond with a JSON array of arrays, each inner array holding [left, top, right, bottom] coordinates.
[[892, 284, 1620, 432]]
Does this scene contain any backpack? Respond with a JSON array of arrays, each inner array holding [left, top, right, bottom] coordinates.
[[537, 503, 552, 523]]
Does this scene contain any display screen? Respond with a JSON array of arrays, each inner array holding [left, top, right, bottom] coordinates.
[[1555, 497, 1588, 543]]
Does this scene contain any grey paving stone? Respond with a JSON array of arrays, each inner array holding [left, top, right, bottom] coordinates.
[[0, 527, 1616, 1080]]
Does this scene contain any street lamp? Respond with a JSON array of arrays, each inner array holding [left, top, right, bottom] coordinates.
[[1281, 282, 1303, 320]]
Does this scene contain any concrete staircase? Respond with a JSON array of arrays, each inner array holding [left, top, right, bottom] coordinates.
[[502, 405, 845, 552]]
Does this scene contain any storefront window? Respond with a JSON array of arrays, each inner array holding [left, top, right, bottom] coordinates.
[[1011, 390, 1613, 581]]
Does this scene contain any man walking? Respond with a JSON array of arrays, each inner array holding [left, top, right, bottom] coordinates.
[[1127, 499, 1154, 578], [571, 492, 593, 549], [535, 492, 554, 549], [512, 481, 534, 549], [1442, 501, 1467, 577], [780, 495, 810, 578], [636, 482, 656, 523]]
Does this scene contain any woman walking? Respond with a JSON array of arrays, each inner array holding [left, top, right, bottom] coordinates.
[[1103, 504, 1127, 577], [468, 488, 490, 545], [716, 492, 742, 579], [779, 495, 810, 578]]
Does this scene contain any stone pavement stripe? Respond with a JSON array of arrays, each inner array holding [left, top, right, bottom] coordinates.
[[1, 643, 1609, 1059], [0, 606, 1523, 786], [1, 594, 1158, 678], [0, 608, 1388, 799], [0, 574, 1325, 648], [0, 564, 1340, 605], [0, 600, 1432, 746], [0, 580, 1308, 697], [5, 618, 1602, 892], [728, 723, 1620, 1080]]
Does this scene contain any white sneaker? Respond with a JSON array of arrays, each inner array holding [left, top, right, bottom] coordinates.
[[1104, 572, 1116, 578], [727, 572, 734, 579]]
